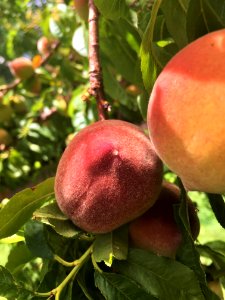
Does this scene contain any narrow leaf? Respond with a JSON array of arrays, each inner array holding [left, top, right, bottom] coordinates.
[[160, 0, 188, 48], [208, 194, 225, 228], [24, 220, 54, 259], [0, 266, 18, 299], [186, 0, 209, 42], [115, 249, 205, 300], [203, 0, 225, 28], [0, 177, 55, 239], [197, 243, 225, 269], [33, 202, 68, 221], [175, 180, 217, 300], [94, 0, 130, 20], [47, 219, 81, 238], [95, 272, 156, 300], [93, 226, 128, 266], [140, 0, 162, 92], [6, 243, 34, 273]]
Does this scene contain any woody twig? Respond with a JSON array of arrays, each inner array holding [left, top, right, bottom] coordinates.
[[88, 0, 109, 120]]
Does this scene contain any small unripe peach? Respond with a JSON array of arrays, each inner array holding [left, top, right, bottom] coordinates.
[[126, 85, 141, 96], [74, 0, 88, 21], [37, 37, 52, 56], [8, 57, 34, 80], [55, 120, 163, 234], [129, 182, 200, 258], [0, 129, 12, 146]]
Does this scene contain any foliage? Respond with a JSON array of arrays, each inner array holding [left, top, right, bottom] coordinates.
[[0, 0, 225, 299]]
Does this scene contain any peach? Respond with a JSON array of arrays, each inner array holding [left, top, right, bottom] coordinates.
[[8, 57, 34, 80], [54, 120, 163, 233], [148, 29, 225, 193], [74, 0, 88, 21], [129, 182, 200, 258], [37, 37, 52, 56], [0, 129, 12, 146]]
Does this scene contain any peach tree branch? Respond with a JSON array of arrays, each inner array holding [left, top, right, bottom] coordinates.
[[88, 0, 109, 120]]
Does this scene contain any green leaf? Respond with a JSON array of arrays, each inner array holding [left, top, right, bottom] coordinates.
[[101, 34, 139, 84], [207, 194, 225, 229], [175, 181, 217, 300], [203, 0, 225, 29], [93, 226, 128, 266], [0, 235, 25, 244], [64, 280, 74, 300], [153, 41, 178, 66], [160, 0, 189, 48], [17, 288, 35, 300], [197, 242, 225, 269], [206, 241, 225, 258], [68, 85, 92, 130], [0, 177, 55, 239], [102, 62, 138, 110], [140, 34, 158, 92], [94, 0, 130, 20], [0, 266, 18, 299], [95, 271, 156, 300], [115, 249, 205, 300], [140, 1, 162, 93], [46, 219, 81, 238], [24, 220, 54, 259], [137, 92, 149, 120], [34, 202, 80, 238], [186, 0, 209, 42], [6, 243, 34, 273], [33, 202, 68, 221]]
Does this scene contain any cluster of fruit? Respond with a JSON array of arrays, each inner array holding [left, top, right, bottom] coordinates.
[[0, 37, 53, 150], [54, 28, 225, 258], [7, 36, 53, 94], [54, 119, 199, 258]]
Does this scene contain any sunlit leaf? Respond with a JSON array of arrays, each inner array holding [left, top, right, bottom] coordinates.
[[0, 178, 55, 239]]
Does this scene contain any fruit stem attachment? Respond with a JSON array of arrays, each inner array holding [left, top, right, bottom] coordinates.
[[34, 244, 93, 298], [88, 0, 109, 120], [54, 254, 79, 267]]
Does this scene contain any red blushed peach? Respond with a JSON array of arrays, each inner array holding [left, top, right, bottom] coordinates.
[[37, 36, 52, 56], [129, 182, 200, 258], [54, 120, 163, 234], [8, 57, 34, 80], [148, 29, 225, 193]]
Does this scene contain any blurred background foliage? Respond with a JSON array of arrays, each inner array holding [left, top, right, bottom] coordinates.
[[0, 0, 150, 198]]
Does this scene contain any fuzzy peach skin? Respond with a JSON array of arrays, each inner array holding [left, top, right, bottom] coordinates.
[[54, 120, 163, 234], [8, 57, 34, 80], [148, 29, 225, 193], [129, 182, 200, 258]]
